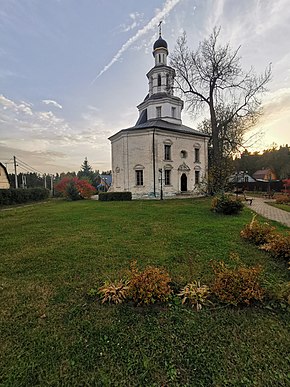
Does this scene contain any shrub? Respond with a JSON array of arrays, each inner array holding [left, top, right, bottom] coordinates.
[[211, 194, 244, 215], [260, 233, 290, 260], [128, 261, 172, 305], [211, 260, 264, 305], [240, 214, 276, 245], [275, 194, 290, 204], [0, 188, 49, 206], [55, 177, 96, 200], [99, 192, 132, 201], [98, 280, 130, 304], [178, 281, 211, 311]]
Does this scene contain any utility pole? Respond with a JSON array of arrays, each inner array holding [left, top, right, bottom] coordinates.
[[13, 156, 18, 189], [50, 174, 54, 196], [44, 174, 47, 189]]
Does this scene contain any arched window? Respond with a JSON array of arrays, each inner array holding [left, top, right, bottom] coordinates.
[[157, 74, 161, 87]]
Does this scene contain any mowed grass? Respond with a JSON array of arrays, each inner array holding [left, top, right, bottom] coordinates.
[[1, 198, 290, 386]]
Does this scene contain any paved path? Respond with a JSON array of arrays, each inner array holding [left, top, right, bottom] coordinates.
[[245, 197, 290, 228]]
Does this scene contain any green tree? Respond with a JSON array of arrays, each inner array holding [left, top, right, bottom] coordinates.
[[77, 158, 95, 183]]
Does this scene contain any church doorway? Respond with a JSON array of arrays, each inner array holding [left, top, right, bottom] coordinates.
[[181, 173, 187, 192]]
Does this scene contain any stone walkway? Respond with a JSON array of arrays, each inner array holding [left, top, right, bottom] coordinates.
[[245, 197, 290, 228]]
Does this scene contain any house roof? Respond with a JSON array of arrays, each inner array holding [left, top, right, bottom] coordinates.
[[0, 162, 10, 182], [100, 174, 112, 185], [109, 119, 209, 140], [252, 168, 276, 180]]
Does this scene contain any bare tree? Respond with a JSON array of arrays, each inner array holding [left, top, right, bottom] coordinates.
[[171, 27, 271, 192]]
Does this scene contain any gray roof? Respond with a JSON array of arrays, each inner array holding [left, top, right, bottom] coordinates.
[[109, 119, 209, 140], [109, 119, 209, 139]]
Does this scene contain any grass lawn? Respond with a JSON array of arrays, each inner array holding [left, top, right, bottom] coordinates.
[[1, 198, 290, 386], [268, 202, 290, 213]]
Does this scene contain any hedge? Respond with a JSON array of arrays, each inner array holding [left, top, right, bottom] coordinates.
[[0, 188, 50, 206], [99, 192, 132, 201]]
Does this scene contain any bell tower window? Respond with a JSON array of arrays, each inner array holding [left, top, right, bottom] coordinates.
[[156, 106, 161, 118], [171, 107, 176, 118], [157, 74, 161, 87]]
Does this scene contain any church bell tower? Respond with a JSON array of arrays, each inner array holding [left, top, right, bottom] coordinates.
[[136, 23, 184, 125]]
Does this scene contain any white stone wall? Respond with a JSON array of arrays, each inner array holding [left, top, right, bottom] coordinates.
[[110, 128, 208, 199]]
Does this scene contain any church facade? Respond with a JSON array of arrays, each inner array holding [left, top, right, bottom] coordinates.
[[109, 33, 209, 199]]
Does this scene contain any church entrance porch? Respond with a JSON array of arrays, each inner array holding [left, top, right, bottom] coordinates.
[[181, 173, 187, 192]]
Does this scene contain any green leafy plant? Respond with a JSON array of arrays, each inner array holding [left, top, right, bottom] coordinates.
[[211, 194, 244, 215], [178, 281, 211, 311], [128, 261, 172, 305], [211, 259, 264, 305], [260, 233, 290, 260], [240, 214, 276, 245], [98, 280, 130, 304]]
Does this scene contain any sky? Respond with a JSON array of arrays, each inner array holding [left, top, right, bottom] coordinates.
[[1, 0, 290, 175]]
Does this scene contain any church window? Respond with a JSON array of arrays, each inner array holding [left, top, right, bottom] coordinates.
[[180, 150, 187, 158], [158, 54, 161, 63], [156, 106, 162, 118], [195, 171, 200, 185], [166, 74, 169, 87], [164, 169, 171, 185], [157, 74, 161, 86], [164, 144, 171, 160], [194, 148, 200, 163], [136, 170, 143, 186], [171, 107, 176, 118]]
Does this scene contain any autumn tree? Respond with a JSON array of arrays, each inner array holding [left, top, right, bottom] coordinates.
[[55, 177, 96, 200], [171, 27, 271, 192]]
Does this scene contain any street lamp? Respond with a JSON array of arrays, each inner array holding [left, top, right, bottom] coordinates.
[[158, 168, 163, 200]]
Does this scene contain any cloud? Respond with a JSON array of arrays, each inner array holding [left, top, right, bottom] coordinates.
[[42, 99, 63, 109], [91, 0, 182, 83], [0, 94, 113, 172], [120, 12, 143, 32]]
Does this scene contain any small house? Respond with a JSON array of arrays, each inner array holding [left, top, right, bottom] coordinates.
[[252, 168, 277, 181], [0, 163, 10, 189]]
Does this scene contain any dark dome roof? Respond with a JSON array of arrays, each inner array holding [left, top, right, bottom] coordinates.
[[153, 36, 168, 50]]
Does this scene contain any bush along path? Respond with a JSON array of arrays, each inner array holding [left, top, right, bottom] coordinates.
[[244, 196, 290, 227]]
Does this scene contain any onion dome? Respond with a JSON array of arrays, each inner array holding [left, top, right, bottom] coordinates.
[[153, 36, 168, 51]]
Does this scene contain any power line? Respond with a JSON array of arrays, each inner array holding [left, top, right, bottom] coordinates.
[[16, 157, 44, 175]]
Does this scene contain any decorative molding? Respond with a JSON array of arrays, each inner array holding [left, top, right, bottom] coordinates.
[[163, 139, 173, 145], [178, 162, 191, 171], [133, 164, 145, 170]]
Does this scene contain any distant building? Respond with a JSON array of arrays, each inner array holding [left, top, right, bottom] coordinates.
[[97, 174, 112, 192], [109, 32, 209, 199], [0, 163, 10, 189], [229, 171, 256, 183], [252, 168, 277, 181]]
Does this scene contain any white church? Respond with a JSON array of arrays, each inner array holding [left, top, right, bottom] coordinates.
[[109, 31, 209, 199]]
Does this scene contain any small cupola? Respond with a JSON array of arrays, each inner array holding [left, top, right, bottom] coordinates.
[[153, 22, 168, 66]]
